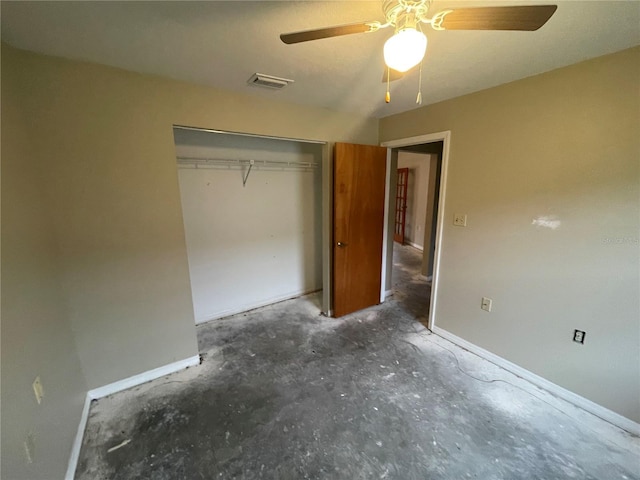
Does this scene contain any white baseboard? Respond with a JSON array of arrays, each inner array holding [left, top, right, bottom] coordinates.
[[407, 242, 424, 251], [65, 394, 92, 480], [385, 289, 393, 299], [196, 288, 320, 325], [67, 355, 200, 479], [432, 326, 640, 436], [88, 355, 200, 400]]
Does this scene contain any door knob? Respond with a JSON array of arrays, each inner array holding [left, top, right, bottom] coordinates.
[[337, 241, 347, 247]]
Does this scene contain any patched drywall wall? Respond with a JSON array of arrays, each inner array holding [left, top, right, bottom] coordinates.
[[380, 47, 640, 422], [174, 129, 323, 323]]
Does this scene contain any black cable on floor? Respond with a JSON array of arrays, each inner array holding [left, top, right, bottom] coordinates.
[[405, 330, 639, 447]]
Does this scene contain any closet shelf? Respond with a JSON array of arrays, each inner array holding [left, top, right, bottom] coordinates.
[[176, 156, 319, 170]]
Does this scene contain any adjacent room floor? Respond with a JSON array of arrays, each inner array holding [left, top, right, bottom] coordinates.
[[75, 244, 640, 479]]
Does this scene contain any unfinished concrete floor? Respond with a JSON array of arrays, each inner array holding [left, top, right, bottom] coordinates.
[[75, 245, 639, 479]]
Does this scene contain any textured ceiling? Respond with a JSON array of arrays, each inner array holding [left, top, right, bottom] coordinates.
[[2, 1, 639, 118]]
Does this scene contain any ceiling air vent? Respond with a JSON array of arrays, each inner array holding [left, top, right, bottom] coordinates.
[[248, 73, 294, 90]]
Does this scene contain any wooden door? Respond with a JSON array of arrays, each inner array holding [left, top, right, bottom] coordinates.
[[394, 168, 409, 244], [333, 142, 387, 317]]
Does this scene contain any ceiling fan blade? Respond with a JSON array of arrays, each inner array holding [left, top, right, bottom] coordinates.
[[439, 5, 558, 31], [280, 22, 375, 44]]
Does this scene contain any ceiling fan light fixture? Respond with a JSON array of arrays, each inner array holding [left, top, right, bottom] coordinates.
[[383, 28, 427, 73]]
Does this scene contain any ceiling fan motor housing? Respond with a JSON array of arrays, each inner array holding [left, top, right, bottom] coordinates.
[[395, 12, 418, 32], [383, 0, 432, 31]]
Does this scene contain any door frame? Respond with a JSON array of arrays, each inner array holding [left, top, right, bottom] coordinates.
[[380, 131, 451, 330], [322, 143, 332, 316]]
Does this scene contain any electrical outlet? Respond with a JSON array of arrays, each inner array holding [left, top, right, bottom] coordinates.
[[453, 213, 467, 227], [481, 297, 492, 312], [573, 330, 586, 344], [32, 376, 44, 405], [24, 433, 35, 464]]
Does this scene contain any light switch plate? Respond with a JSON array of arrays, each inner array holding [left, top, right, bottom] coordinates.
[[481, 297, 492, 312]]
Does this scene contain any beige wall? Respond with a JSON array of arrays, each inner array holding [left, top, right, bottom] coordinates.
[[1, 47, 88, 479], [5, 44, 378, 391], [380, 47, 640, 422], [2, 43, 378, 476]]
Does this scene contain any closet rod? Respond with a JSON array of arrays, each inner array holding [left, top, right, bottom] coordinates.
[[173, 125, 327, 145], [176, 156, 319, 168]]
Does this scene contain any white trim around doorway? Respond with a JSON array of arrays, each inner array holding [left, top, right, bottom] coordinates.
[[380, 131, 451, 331]]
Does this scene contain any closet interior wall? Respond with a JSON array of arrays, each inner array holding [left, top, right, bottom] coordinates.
[[174, 128, 323, 324]]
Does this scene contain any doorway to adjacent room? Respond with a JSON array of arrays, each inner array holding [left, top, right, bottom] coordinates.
[[381, 132, 450, 329]]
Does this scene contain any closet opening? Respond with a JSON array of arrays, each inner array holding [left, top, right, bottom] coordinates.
[[173, 126, 327, 324]]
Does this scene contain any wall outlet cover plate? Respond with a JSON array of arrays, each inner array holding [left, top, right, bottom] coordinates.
[[32, 376, 44, 404], [453, 213, 467, 226]]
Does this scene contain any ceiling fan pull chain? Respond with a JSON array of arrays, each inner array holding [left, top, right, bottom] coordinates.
[[386, 67, 391, 103], [416, 21, 424, 105], [416, 60, 423, 104]]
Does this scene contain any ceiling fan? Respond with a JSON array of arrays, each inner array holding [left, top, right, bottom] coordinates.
[[280, 0, 557, 103]]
